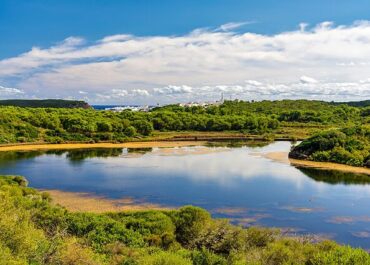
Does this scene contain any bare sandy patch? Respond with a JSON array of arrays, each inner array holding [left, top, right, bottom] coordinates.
[[231, 213, 271, 226], [213, 207, 249, 215], [327, 216, 370, 224], [263, 152, 290, 163], [44, 190, 171, 213], [351, 231, 370, 238], [0, 141, 204, 152], [280, 206, 323, 213], [290, 158, 370, 176]]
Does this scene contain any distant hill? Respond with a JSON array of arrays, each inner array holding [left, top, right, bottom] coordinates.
[[332, 100, 370, 107], [0, 99, 91, 108]]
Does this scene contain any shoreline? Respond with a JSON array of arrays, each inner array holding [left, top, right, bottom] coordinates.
[[0, 141, 205, 152], [290, 158, 370, 176], [263, 152, 370, 176]]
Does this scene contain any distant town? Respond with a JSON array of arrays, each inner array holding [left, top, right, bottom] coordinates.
[[97, 94, 226, 112]]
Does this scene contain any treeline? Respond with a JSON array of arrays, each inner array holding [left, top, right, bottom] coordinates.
[[0, 107, 153, 143], [0, 100, 367, 144], [1, 175, 370, 265], [332, 100, 370, 107], [156, 100, 365, 124], [0, 99, 91, 108], [290, 126, 370, 167]]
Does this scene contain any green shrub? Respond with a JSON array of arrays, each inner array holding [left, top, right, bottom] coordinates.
[[172, 206, 211, 248], [311, 245, 370, 265]]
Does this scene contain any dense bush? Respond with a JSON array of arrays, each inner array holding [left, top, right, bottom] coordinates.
[[290, 126, 370, 167]]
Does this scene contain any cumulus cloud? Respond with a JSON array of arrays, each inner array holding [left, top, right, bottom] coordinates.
[[0, 85, 24, 97], [92, 88, 150, 102], [1, 21, 370, 103], [154, 85, 193, 95], [132, 89, 150, 96], [151, 80, 370, 103]]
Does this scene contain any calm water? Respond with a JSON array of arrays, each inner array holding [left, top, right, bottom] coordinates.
[[0, 141, 370, 248]]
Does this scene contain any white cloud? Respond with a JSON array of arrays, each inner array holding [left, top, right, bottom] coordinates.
[[94, 88, 150, 102], [132, 89, 150, 96], [0, 85, 24, 97], [299, 23, 308, 32], [300, 76, 318, 84], [154, 85, 193, 95], [151, 80, 370, 103], [111, 89, 128, 97], [1, 21, 370, 103], [245, 80, 263, 86], [217, 21, 252, 31]]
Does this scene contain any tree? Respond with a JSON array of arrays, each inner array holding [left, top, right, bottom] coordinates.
[[132, 120, 153, 136], [124, 126, 136, 137]]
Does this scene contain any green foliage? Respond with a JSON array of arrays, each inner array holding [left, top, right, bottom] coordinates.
[[290, 125, 370, 167], [311, 245, 370, 265], [171, 206, 211, 247], [124, 126, 136, 137], [0, 99, 366, 144], [131, 120, 153, 136]]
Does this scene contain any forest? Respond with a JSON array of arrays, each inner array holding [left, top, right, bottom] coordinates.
[[0, 99, 367, 144], [1, 175, 370, 265]]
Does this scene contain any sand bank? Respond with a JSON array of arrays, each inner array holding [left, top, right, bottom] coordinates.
[[0, 141, 204, 152], [263, 152, 370, 175]]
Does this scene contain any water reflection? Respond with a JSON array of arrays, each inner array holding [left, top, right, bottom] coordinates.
[[297, 167, 370, 185], [66, 148, 123, 162], [127, 147, 153, 154], [0, 150, 44, 167], [205, 140, 272, 148]]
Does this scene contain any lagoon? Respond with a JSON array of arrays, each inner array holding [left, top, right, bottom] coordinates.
[[0, 141, 369, 248]]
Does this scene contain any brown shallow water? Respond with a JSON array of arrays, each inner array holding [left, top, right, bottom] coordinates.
[[45, 190, 170, 213]]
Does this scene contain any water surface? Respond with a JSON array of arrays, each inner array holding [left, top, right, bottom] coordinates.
[[0, 141, 369, 248]]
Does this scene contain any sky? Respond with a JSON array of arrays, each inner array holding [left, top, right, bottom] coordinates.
[[1, 0, 370, 104]]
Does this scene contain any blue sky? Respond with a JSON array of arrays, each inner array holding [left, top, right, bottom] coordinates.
[[1, 0, 370, 103], [2, 0, 370, 58]]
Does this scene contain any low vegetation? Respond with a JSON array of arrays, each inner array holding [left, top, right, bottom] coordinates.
[[290, 126, 370, 167], [1, 175, 370, 265]]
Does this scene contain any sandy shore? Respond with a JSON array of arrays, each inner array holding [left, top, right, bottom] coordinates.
[[290, 158, 370, 175], [45, 190, 170, 213], [0, 141, 205, 152], [264, 152, 370, 175]]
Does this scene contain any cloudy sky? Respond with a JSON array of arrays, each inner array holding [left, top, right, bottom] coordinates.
[[1, 1, 370, 104]]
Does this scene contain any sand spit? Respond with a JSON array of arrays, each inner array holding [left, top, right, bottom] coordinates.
[[0, 141, 204, 152]]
